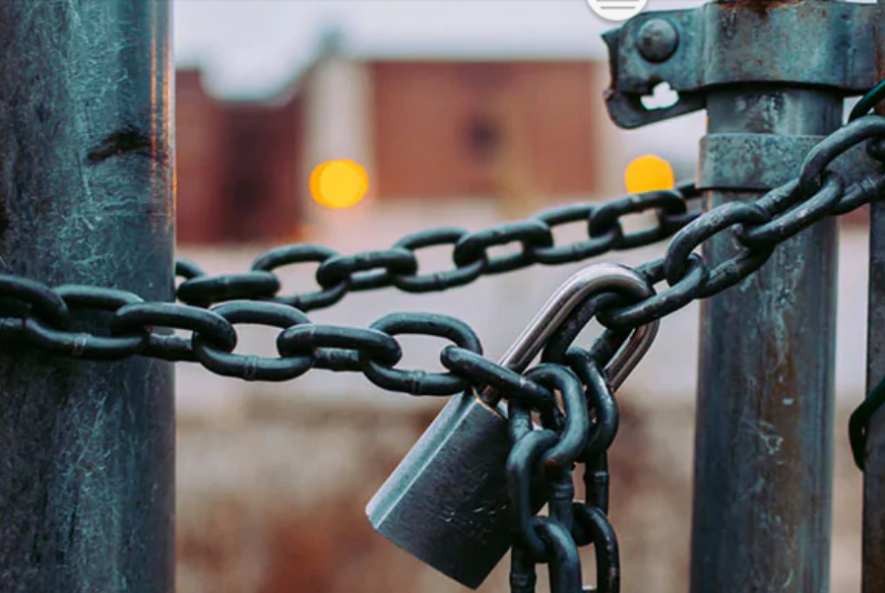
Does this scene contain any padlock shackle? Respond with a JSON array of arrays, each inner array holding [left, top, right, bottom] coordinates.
[[607, 319, 657, 392], [481, 263, 658, 406]]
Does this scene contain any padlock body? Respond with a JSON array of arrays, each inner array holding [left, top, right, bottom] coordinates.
[[366, 391, 513, 589]]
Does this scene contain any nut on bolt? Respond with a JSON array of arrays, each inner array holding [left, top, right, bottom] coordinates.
[[637, 19, 679, 63]]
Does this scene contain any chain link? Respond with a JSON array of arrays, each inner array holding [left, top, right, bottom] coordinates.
[[0, 117, 880, 408], [506, 354, 621, 592], [178, 183, 702, 311], [0, 172, 710, 403], [0, 113, 882, 592]]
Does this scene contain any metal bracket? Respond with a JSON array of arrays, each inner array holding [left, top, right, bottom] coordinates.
[[603, 1, 880, 129]]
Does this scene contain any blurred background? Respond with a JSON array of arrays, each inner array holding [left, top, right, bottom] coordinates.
[[170, 1, 870, 591]]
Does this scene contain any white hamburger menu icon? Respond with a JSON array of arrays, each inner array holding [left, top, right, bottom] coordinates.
[[586, 0, 648, 22]]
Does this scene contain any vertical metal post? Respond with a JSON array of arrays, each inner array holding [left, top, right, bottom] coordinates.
[[602, 2, 878, 592], [0, 2, 174, 592], [690, 87, 840, 592], [863, 3, 885, 591]]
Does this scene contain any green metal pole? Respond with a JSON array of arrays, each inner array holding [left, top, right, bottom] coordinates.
[[0, 1, 175, 591]]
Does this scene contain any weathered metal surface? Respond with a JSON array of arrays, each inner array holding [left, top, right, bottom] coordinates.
[[0, 1, 174, 592], [698, 134, 824, 190], [603, 1, 879, 128], [367, 391, 513, 590], [701, 2, 874, 89], [698, 134, 885, 191], [863, 4, 885, 592], [601, 7, 706, 130], [604, 8, 870, 587], [635, 18, 680, 63], [691, 88, 840, 593]]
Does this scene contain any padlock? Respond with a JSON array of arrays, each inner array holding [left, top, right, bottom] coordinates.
[[366, 263, 659, 589], [366, 390, 513, 589]]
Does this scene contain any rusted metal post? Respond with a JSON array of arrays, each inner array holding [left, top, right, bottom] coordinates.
[[0, 2, 174, 592], [690, 5, 841, 592], [601, 2, 881, 592], [863, 3, 885, 591], [692, 86, 840, 593]]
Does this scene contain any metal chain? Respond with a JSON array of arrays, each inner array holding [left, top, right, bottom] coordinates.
[[178, 182, 701, 311], [506, 349, 622, 592], [495, 117, 885, 592], [0, 115, 882, 592], [0, 117, 882, 408]]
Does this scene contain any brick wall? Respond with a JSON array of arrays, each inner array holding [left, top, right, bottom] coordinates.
[[225, 99, 306, 244], [370, 61, 603, 201], [175, 60, 611, 246], [176, 70, 230, 245], [175, 71, 306, 246], [174, 61, 868, 246]]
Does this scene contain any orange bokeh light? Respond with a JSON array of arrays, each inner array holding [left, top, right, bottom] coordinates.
[[624, 155, 675, 194], [310, 159, 369, 209]]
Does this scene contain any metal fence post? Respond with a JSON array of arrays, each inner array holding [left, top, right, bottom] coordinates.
[[0, 2, 174, 592], [691, 86, 839, 593], [863, 3, 885, 591], [601, 2, 880, 592]]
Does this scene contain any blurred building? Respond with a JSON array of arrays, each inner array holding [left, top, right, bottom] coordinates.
[[176, 34, 621, 246]]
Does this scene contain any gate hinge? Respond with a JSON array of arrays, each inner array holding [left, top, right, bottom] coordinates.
[[603, 1, 881, 129]]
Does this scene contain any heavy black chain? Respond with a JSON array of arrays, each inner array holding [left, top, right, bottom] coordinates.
[[0, 117, 881, 398], [177, 181, 700, 312], [506, 346, 623, 592], [0, 116, 883, 592], [495, 117, 885, 592]]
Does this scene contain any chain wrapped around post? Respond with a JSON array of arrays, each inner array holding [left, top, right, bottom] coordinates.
[[0, 114, 882, 590], [0, 117, 878, 392]]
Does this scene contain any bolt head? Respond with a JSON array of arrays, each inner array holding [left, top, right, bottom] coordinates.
[[637, 19, 679, 63]]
